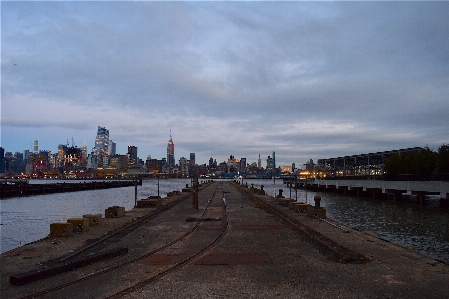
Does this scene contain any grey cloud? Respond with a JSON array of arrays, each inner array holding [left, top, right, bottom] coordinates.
[[2, 1, 448, 166]]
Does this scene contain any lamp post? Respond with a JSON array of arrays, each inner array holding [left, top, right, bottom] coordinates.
[[295, 174, 298, 202], [134, 174, 138, 208], [240, 175, 243, 208]]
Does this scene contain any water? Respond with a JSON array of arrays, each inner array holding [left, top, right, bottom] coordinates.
[[246, 178, 449, 264], [0, 178, 192, 254], [1, 178, 448, 264]]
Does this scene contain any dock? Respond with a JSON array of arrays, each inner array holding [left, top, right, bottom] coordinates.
[[1, 180, 448, 298], [0, 179, 141, 199]]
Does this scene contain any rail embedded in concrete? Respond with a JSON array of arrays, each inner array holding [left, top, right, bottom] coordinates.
[[315, 179, 449, 198]]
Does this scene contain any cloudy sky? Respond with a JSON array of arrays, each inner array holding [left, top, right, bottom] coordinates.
[[2, 1, 448, 167]]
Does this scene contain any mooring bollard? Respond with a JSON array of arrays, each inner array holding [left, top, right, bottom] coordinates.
[[314, 195, 321, 207]]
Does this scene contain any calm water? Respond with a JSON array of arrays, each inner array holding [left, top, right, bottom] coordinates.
[[1, 178, 448, 264], [0, 178, 192, 254]]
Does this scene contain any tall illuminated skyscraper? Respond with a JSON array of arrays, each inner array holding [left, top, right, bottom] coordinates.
[[167, 130, 175, 166], [33, 140, 38, 154], [93, 126, 109, 156]]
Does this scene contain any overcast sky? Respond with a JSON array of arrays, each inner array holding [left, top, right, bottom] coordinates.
[[2, 1, 448, 167]]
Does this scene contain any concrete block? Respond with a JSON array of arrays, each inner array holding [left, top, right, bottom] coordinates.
[[105, 206, 125, 218], [288, 201, 299, 209], [67, 218, 89, 232], [279, 198, 291, 207], [306, 206, 326, 219], [136, 199, 161, 208], [50, 222, 73, 238], [294, 203, 312, 213], [82, 214, 103, 226]]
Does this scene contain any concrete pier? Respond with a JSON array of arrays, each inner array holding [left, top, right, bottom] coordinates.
[[1, 181, 448, 299], [0, 180, 141, 199], [315, 179, 449, 204]]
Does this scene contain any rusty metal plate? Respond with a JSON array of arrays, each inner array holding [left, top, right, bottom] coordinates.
[[196, 253, 271, 265], [233, 225, 285, 230]]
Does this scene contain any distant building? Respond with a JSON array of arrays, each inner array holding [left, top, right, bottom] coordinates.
[[281, 166, 292, 173], [179, 157, 189, 177], [86, 153, 98, 170], [0, 147, 4, 173], [240, 158, 247, 173], [128, 146, 138, 167], [167, 131, 175, 167], [305, 159, 315, 173], [190, 153, 195, 166], [23, 150, 30, 166], [266, 155, 274, 172], [110, 154, 129, 170], [272, 151, 276, 171], [33, 140, 38, 154], [93, 126, 109, 156], [258, 154, 261, 169], [109, 140, 116, 156], [81, 141, 88, 162]]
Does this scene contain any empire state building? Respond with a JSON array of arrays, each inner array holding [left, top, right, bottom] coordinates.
[[167, 131, 175, 167]]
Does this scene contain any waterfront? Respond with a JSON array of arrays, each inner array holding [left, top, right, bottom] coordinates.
[[0, 178, 192, 254], [1, 178, 448, 264], [248, 179, 449, 264]]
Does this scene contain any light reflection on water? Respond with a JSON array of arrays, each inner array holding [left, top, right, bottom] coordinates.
[[246, 179, 449, 264], [0, 179, 191, 254]]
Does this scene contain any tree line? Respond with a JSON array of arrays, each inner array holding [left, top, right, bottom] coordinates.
[[383, 144, 449, 180]]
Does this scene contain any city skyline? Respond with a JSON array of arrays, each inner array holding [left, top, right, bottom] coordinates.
[[0, 127, 282, 169], [2, 2, 448, 166]]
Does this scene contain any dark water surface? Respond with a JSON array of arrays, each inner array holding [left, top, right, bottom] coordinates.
[[1, 178, 448, 264]]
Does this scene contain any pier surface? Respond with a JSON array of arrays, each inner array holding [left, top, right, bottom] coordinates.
[[1, 181, 448, 299]]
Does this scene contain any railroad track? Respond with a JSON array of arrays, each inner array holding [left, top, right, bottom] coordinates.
[[232, 182, 369, 264], [14, 182, 229, 299]]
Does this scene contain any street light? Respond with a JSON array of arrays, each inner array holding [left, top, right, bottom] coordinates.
[[240, 175, 243, 208]]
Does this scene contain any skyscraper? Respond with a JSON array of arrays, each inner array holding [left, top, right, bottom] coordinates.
[[128, 146, 138, 167], [266, 155, 274, 172], [0, 147, 4, 173], [167, 130, 175, 167], [93, 126, 109, 156], [109, 140, 116, 156], [272, 151, 276, 171], [33, 140, 38, 154], [189, 153, 195, 166]]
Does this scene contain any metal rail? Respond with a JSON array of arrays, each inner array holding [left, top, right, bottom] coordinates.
[[16, 183, 228, 299]]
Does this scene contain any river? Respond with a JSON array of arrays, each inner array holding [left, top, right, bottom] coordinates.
[[1, 178, 448, 264]]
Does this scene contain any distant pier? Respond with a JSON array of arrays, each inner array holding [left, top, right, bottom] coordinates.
[[0, 180, 142, 199]]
